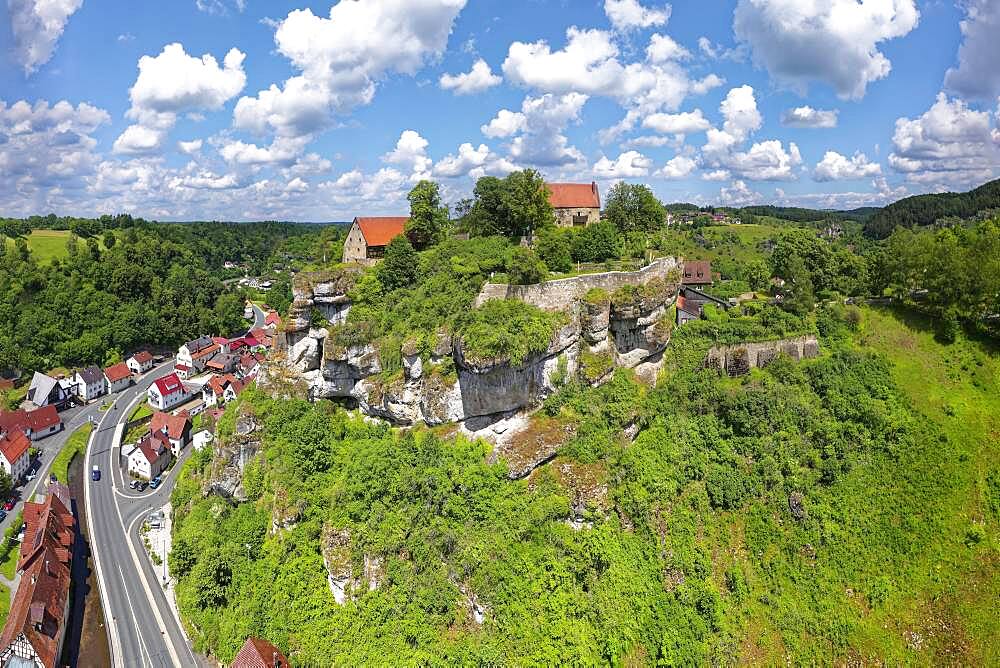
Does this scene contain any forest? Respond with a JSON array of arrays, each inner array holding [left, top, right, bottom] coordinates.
[[865, 178, 1000, 238]]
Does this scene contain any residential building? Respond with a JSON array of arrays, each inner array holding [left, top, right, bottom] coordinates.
[[675, 286, 732, 327], [203, 375, 235, 407], [0, 406, 61, 442], [0, 432, 31, 480], [231, 636, 288, 668], [206, 353, 239, 375], [547, 182, 601, 228], [72, 366, 106, 402], [147, 373, 189, 411], [150, 411, 190, 457], [244, 301, 254, 319], [0, 483, 74, 668], [342, 216, 408, 265], [103, 362, 132, 393], [127, 431, 171, 481], [177, 336, 220, 374], [126, 351, 154, 375], [263, 313, 281, 331], [238, 354, 260, 379], [681, 260, 714, 287], [25, 373, 72, 410]]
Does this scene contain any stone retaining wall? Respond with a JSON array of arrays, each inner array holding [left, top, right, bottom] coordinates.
[[473, 257, 681, 311], [704, 335, 820, 376]]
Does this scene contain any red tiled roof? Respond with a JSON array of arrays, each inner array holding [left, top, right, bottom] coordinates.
[[546, 182, 600, 209], [682, 260, 713, 285], [353, 216, 408, 247], [27, 406, 60, 432], [0, 409, 30, 436], [137, 432, 170, 465], [231, 636, 289, 668], [131, 351, 153, 364], [264, 312, 281, 327], [104, 362, 132, 383], [150, 411, 189, 441], [0, 431, 30, 466], [174, 364, 191, 372], [212, 337, 229, 345], [192, 343, 221, 360], [243, 336, 260, 348], [2, 484, 74, 668], [153, 373, 184, 397]]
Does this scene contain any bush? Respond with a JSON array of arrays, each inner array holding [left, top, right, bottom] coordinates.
[[376, 235, 418, 291], [457, 299, 565, 365], [571, 222, 621, 263], [507, 246, 547, 285], [535, 228, 572, 273], [936, 308, 960, 344]]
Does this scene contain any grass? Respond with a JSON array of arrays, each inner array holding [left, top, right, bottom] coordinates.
[[4, 230, 109, 264], [51, 423, 92, 484], [129, 402, 153, 422], [0, 584, 9, 628], [0, 543, 16, 580], [655, 223, 793, 276]]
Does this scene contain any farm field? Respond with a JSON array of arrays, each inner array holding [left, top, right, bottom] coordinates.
[[4, 230, 109, 264]]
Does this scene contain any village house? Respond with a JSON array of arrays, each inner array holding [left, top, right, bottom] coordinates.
[[150, 411, 190, 457], [176, 336, 221, 377], [103, 362, 133, 394], [0, 483, 74, 668], [25, 373, 73, 411], [72, 366, 106, 403], [206, 353, 239, 375], [126, 351, 154, 375], [342, 216, 409, 265], [263, 312, 281, 332], [0, 406, 61, 442], [238, 354, 260, 379], [681, 260, 714, 287], [147, 373, 189, 411], [0, 431, 31, 481], [202, 374, 244, 407], [675, 286, 732, 327], [127, 431, 171, 481], [547, 182, 601, 228], [231, 636, 288, 668]]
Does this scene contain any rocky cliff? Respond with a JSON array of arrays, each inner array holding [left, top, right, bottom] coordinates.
[[262, 259, 682, 431]]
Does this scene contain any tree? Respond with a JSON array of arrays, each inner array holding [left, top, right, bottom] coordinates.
[[467, 170, 555, 239], [571, 222, 621, 263], [102, 231, 117, 249], [507, 246, 547, 285], [406, 180, 449, 249], [86, 237, 100, 260], [781, 254, 815, 315], [604, 182, 666, 232], [0, 470, 11, 499], [170, 538, 197, 577], [377, 235, 418, 291], [744, 260, 770, 292], [535, 228, 572, 273]]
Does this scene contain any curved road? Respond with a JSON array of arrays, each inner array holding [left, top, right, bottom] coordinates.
[[86, 305, 266, 667]]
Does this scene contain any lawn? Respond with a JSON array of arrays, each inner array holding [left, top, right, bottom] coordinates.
[[0, 584, 9, 628], [129, 402, 153, 423], [0, 541, 16, 580], [51, 423, 93, 484], [4, 229, 109, 264]]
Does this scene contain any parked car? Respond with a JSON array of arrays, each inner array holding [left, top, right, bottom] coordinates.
[[149, 477, 161, 489], [25, 472, 36, 482], [0, 510, 7, 522], [3, 500, 14, 512], [135, 481, 146, 492], [91, 465, 100, 482]]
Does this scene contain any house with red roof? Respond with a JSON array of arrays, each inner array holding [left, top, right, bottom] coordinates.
[[343, 216, 409, 265], [0, 482, 74, 668], [0, 431, 31, 480], [547, 182, 601, 228], [127, 431, 171, 480], [150, 411, 190, 457], [263, 311, 281, 330], [147, 372, 189, 411], [202, 374, 245, 408], [231, 636, 288, 668], [126, 350, 154, 375], [0, 406, 61, 442], [103, 362, 133, 393]]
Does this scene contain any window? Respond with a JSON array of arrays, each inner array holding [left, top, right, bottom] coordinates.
[[572, 214, 588, 227]]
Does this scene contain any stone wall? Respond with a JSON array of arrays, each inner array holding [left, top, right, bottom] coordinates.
[[473, 257, 681, 311], [704, 335, 820, 376]]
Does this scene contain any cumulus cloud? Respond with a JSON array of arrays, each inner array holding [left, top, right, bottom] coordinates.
[[604, 0, 670, 31], [944, 1, 1000, 101], [646, 34, 690, 62], [218, 136, 309, 166], [318, 166, 412, 213], [781, 106, 838, 129], [485, 93, 589, 167], [813, 151, 881, 181], [440, 59, 502, 95], [655, 154, 696, 179], [593, 150, 653, 178], [481, 109, 526, 138], [234, 0, 467, 142], [642, 109, 710, 135], [382, 129, 432, 179], [432, 142, 515, 179], [114, 43, 246, 154], [888, 92, 999, 188], [178, 139, 203, 155], [7, 0, 83, 75], [718, 179, 763, 206], [734, 0, 919, 99]]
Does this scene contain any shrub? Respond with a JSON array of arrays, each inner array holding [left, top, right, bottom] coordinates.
[[535, 228, 572, 273], [507, 246, 547, 285], [457, 299, 565, 366]]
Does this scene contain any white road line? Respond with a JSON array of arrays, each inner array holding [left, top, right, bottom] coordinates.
[[117, 562, 153, 668]]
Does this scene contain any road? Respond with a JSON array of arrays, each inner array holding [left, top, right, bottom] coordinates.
[[87, 312, 266, 667]]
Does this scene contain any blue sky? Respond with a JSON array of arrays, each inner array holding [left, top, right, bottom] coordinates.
[[1, 0, 999, 221]]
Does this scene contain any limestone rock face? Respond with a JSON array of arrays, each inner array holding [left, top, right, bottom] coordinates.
[[204, 413, 261, 502], [280, 258, 682, 430], [704, 336, 820, 377]]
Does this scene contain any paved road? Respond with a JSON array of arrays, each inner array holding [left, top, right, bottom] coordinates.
[[87, 314, 266, 667]]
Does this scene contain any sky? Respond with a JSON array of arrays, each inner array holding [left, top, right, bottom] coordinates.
[[1, 0, 999, 222]]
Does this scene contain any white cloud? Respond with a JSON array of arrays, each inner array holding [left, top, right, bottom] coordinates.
[[642, 109, 710, 135], [196, 0, 246, 14], [440, 59, 502, 95], [7, 0, 83, 75], [604, 0, 671, 31], [219, 136, 309, 166], [781, 106, 838, 129], [719, 84, 762, 141], [725, 140, 802, 181], [888, 92, 999, 188], [284, 177, 309, 193], [114, 43, 246, 154], [814, 151, 881, 181], [945, 1, 1000, 101], [718, 179, 763, 206], [646, 34, 690, 62], [623, 135, 675, 148], [697, 37, 717, 58], [382, 130, 432, 178], [655, 154, 696, 179], [171, 170, 243, 190], [593, 150, 653, 178], [432, 142, 515, 179], [117, 33, 135, 43], [702, 169, 731, 181], [234, 0, 467, 141], [733, 0, 919, 99], [178, 139, 203, 155], [481, 109, 527, 138]]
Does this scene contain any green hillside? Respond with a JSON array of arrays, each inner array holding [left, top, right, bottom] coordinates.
[[865, 178, 1000, 238]]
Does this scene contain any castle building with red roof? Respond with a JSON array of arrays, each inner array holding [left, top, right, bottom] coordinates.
[[546, 182, 601, 228], [343, 216, 409, 265]]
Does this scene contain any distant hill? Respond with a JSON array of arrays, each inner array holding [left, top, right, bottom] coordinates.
[[738, 205, 870, 224], [865, 178, 1000, 238]]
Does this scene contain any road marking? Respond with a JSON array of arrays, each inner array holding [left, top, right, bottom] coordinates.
[[118, 562, 154, 668]]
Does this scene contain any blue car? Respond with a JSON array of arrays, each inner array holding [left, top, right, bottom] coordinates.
[[149, 477, 161, 489], [91, 466, 100, 482], [0, 510, 7, 522]]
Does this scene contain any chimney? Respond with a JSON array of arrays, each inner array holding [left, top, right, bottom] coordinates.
[[272, 651, 280, 668]]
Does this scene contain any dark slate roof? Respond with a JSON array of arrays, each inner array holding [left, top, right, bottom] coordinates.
[[76, 366, 103, 385], [184, 336, 214, 353]]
